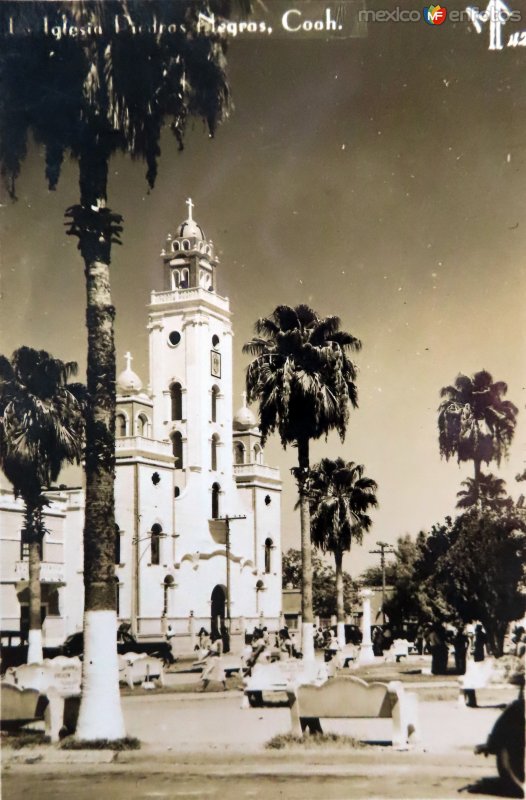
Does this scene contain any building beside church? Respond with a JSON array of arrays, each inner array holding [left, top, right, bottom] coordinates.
[[0, 201, 282, 649]]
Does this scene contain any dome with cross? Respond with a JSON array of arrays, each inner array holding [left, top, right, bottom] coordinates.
[[233, 391, 257, 431], [176, 198, 205, 241], [117, 352, 143, 395]]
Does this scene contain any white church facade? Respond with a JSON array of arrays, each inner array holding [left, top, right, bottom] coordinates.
[[0, 202, 282, 649]]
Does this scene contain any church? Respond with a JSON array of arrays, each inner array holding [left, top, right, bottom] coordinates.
[[0, 201, 283, 649]]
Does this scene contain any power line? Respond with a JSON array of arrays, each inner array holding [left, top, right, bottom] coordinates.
[[368, 541, 396, 625]]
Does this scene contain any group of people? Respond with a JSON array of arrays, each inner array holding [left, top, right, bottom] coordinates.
[[424, 622, 487, 676]]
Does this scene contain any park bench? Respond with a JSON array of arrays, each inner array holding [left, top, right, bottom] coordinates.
[[0, 683, 48, 730], [287, 675, 420, 748], [118, 653, 165, 689], [1, 656, 81, 741], [243, 659, 328, 707]]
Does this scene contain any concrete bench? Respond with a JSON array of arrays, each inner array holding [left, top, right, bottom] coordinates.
[[0, 683, 47, 729], [287, 675, 420, 748], [460, 659, 498, 707], [243, 659, 328, 707], [2, 657, 82, 741], [118, 653, 165, 689]]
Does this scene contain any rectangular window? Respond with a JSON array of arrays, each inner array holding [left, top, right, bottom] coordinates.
[[20, 530, 43, 561]]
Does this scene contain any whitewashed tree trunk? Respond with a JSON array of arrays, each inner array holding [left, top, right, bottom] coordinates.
[[337, 621, 346, 650], [27, 629, 43, 664], [301, 621, 315, 661], [75, 610, 125, 741]]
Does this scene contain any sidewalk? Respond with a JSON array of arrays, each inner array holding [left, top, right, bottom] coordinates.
[[2, 690, 506, 766]]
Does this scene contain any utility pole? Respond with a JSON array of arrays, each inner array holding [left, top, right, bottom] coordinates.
[[217, 515, 246, 626], [369, 541, 396, 625]]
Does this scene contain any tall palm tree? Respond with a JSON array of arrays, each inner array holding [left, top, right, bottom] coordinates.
[[1, 0, 248, 739], [456, 472, 513, 512], [438, 370, 518, 495], [0, 347, 85, 664], [308, 458, 378, 647], [243, 305, 361, 659]]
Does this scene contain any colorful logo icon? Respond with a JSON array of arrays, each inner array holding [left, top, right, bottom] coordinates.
[[424, 5, 447, 24]]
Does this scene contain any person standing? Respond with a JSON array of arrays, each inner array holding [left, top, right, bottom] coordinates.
[[429, 623, 449, 675], [474, 624, 487, 662], [164, 623, 176, 664], [453, 627, 469, 675]]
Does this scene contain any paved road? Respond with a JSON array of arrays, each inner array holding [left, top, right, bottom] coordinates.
[[2, 764, 516, 800]]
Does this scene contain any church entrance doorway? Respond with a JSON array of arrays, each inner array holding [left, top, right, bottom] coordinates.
[[210, 584, 230, 653]]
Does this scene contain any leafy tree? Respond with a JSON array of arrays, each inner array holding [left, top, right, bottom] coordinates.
[[438, 370, 518, 495], [0, 0, 247, 739], [418, 511, 526, 655], [244, 305, 361, 659], [456, 472, 513, 512], [359, 564, 395, 587], [307, 458, 377, 645], [0, 347, 85, 663], [282, 549, 358, 620], [380, 534, 427, 628]]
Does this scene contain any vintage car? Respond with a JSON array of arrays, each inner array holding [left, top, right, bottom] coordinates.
[[60, 627, 175, 664], [475, 694, 525, 794]]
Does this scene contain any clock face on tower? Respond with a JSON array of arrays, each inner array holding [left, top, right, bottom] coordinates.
[[210, 350, 221, 379]]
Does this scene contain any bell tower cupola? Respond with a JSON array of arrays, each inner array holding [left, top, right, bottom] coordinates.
[[160, 198, 218, 293]]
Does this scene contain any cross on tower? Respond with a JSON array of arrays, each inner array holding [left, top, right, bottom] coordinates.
[[124, 351, 133, 371], [186, 197, 194, 221], [241, 390, 247, 407]]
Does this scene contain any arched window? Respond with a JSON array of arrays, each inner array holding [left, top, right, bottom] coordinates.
[[211, 434, 219, 471], [264, 538, 273, 574], [211, 483, 220, 520], [182, 239, 190, 250], [137, 414, 148, 437], [211, 385, 219, 422], [254, 444, 263, 464], [150, 523, 162, 565], [171, 383, 182, 421], [116, 414, 127, 437], [172, 431, 183, 469], [115, 524, 121, 565], [181, 268, 189, 288], [233, 442, 245, 465], [171, 269, 180, 289]]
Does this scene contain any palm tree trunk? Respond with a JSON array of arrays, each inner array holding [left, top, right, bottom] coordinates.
[[474, 458, 481, 508], [298, 437, 314, 661], [75, 249, 125, 741], [72, 154, 125, 739], [334, 549, 346, 649], [26, 503, 43, 664]]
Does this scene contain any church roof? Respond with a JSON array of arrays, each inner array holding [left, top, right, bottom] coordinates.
[[175, 198, 205, 241], [233, 392, 257, 431], [117, 352, 143, 395], [176, 218, 205, 241]]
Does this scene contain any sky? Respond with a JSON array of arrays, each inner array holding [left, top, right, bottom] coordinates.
[[1, 0, 525, 578]]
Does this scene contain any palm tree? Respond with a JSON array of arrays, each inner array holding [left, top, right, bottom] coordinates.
[[243, 305, 361, 659], [456, 472, 513, 512], [438, 370, 518, 495], [0, 347, 85, 663], [1, 0, 247, 739], [308, 458, 378, 647]]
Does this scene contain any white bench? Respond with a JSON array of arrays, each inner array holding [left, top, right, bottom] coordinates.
[[118, 653, 164, 689], [243, 659, 328, 707], [287, 675, 420, 748], [2, 657, 82, 741]]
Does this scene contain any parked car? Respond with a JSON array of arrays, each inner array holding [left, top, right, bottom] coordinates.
[[60, 629, 175, 664], [475, 693, 525, 794]]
